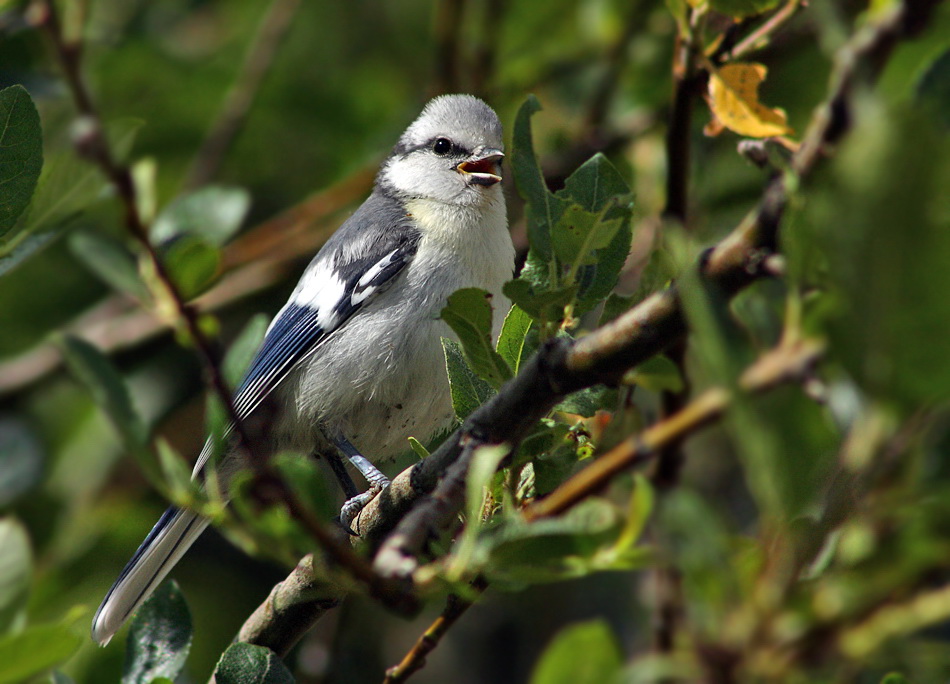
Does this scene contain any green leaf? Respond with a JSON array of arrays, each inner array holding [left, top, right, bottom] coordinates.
[[223, 313, 268, 388], [272, 453, 337, 523], [213, 642, 294, 684], [162, 236, 221, 300], [555, 386, 616, 417], [122, 581, 192, 684], [69, 229, 148, 300], [58, 335, 149, 453], [0, 621, 82, 684], [627, 355, 684, 394], [880, 673, 910, 684], [0, 518, 31, 633], [511, 96, 568, 263], [0, 418, 44, 507], [553, 154, 634, 314], [502, 278, 577, 322], [917, 47, 950, 129], [0, 85, 43, 239], [441, 288, 512, 389], [794, 103, 950, 413], [49, 671, 76, 684], [0, 229, 59, 277], [156, 439, 196, 502], [708, 0, 781, 19], [407, 436, 430, 459], [151, 186, 250, 246], [529, 619, 623, 684], [484, 498, 624, 583], [557, 152, 632, 214], [496, 304, 533, 375], [442, 338, 495, 420]]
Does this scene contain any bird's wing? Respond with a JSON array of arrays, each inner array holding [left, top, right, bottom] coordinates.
[[192, 200, 419, 475]]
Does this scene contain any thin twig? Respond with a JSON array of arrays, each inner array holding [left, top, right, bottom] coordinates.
[[729, 0, 803, 61], [40, 0, 414, 615], [380, 338, 823, 684], [383, 581, 485, 684], [185, 0, 302, 190], [232, 0, 937, 659]]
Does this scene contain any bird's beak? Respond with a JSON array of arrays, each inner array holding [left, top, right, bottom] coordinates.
[[457, 148, 504, 186]]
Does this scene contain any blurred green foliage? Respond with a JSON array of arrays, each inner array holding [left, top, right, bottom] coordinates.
[[1, 0, 950, 683]]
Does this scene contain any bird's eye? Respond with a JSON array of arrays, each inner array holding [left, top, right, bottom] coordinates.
[[432, 137, 452, 156]]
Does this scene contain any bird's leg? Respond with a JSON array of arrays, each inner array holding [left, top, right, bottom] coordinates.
[[320, 449, 359, 500], [330, 434, 391, 529]]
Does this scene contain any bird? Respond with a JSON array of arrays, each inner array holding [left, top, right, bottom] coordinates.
[[91, 94, 515, 646]]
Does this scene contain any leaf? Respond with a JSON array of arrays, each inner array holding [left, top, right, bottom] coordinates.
[[407, 436, 430, 459], [223, 313, 268, 388], [708, 63, 791, 138], [511, 96, 568, 263], [556, 386, 616, 417], [69, 229, 149, 300], [441, 288, 512, 389], [213, 642, 294, 684], [0, 229, 59, 277], [916, 46, 950, 129], [0, 85, 43, 239], [496, 304, 533, 375], [709, 0, 780, 18], [58, 335, 149, 452], [484, 498, 625, 583], [122, 581, 193, 684], [442, 338, 495, 420], [795, 103, 950, 412], [151, 186, 250, 246], [0, 621, 82, 684], [0, 418, 44, 507], [448, 443, 510, 579], [627, 355, 685, 393], [529, 620, 623, 684], [502, 278, 577, 322], [0, 518, 31, 633], [162, 236, 222, 300]]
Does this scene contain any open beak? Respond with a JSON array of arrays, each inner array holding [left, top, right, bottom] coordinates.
[[457, 148, 504, 186]]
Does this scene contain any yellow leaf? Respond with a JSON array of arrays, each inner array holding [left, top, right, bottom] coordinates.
[[708, 62, 792, 138]]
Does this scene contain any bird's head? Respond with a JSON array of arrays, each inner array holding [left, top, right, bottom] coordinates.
[[379, 94, 505, 208]]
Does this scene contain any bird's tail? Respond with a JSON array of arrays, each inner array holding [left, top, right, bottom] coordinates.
[[91, 505, 209, 645]]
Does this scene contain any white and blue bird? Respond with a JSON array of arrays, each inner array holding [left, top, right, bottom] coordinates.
[[92, 94, 515, 645]]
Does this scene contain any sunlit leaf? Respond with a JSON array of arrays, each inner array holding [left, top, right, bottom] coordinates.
[[496, 304, 533, 375], [708, 63, 791, 138], [151, 186, 250, 246], [529, 620, 623, 684], [162, 236, 221, 300], [441, 288, 512, 389], [0, 518, 31, 633], [442, 338, 495, 420]]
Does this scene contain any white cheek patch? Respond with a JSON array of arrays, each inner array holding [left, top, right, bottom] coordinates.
[[292, 260, 347, 330]]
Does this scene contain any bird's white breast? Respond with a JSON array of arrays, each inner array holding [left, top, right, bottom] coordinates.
[[279, 190, 513, 461]]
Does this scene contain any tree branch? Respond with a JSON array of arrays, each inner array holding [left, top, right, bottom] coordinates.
[[40, 0, 414, 619], [185, 0, 302, 190]]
